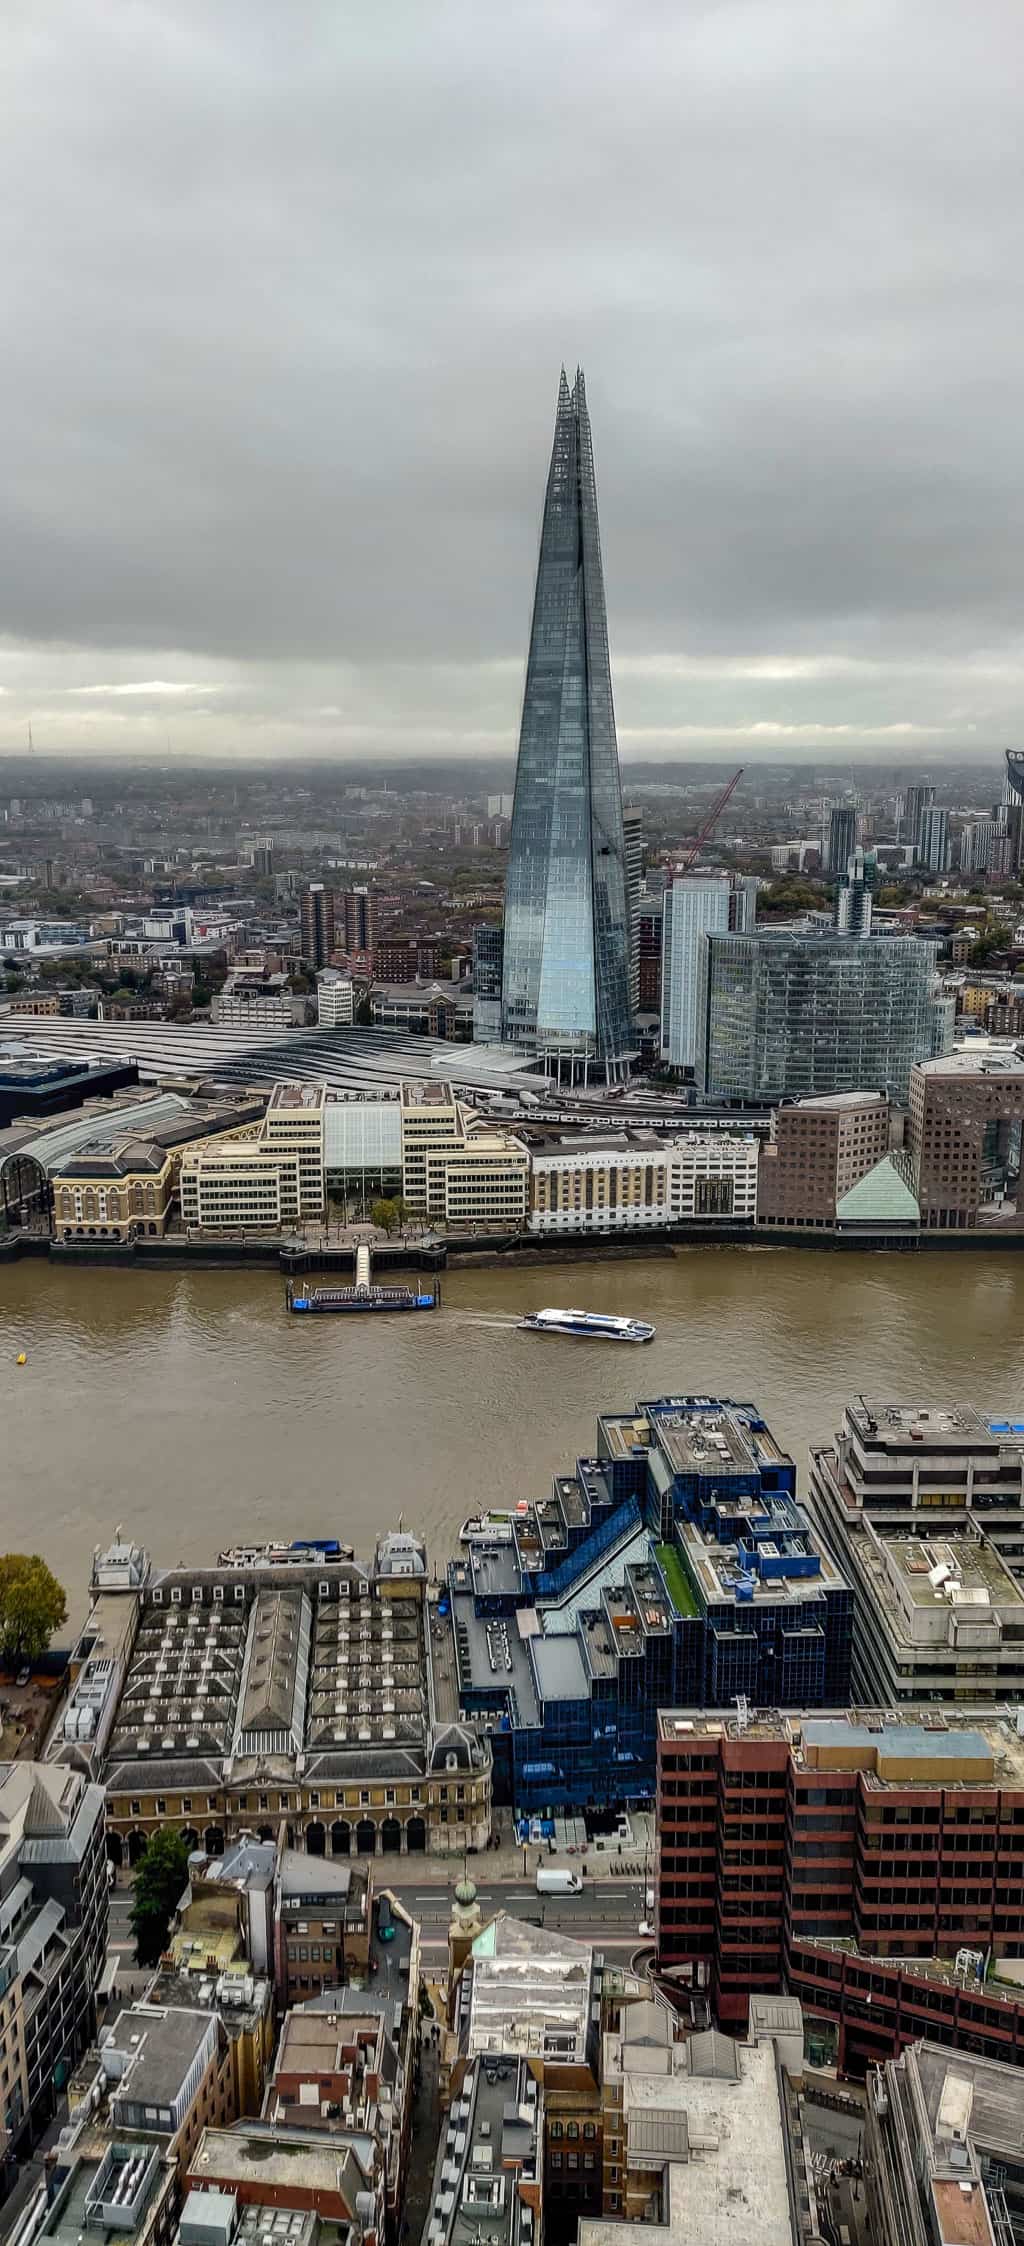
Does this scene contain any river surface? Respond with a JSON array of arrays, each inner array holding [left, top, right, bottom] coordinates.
[[1, 1250, 1021, 1621]]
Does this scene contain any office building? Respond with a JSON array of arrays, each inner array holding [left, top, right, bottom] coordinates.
[[659, 876, 731, 1076], [919, 804, 951, 875], [487, 794, 513, 818], [809, 1394, 1024, 1577], [260, 1082, 326, 1214], [472, 922, 504, 1043], [825, 803, 857, 876], [211, 981, 306, 1029], [448, 1395, 849, 1815], [316, 971, 355, 1027], [908, 1048, 1024, 1230], [817, 1516, 1024, 1705], [299, 884, 335, 969], [501, 371, 633, 1080], [703, 932, 948, 1102], [336, 885, 376, 958], [179, 1138, 305, 1229], [903, 782, 935, 853], [527, 1129, 758, 1232], [622, 805, 643, 1012], [866, 2040, 1024, 2246], [655, 1706, 1024, 2033], [756, 1091, 895, 1230], [834, 846, 873, 936], [0, 1760, 107, 2162]]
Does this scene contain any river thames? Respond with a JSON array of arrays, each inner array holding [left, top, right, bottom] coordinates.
[[2, 1249, 1022, 1618]]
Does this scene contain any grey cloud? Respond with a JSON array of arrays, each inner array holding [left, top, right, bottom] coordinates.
[[1, 0, 1023, 757]]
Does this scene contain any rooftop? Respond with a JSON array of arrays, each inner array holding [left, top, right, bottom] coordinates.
[[657, 1705, 1024, 1785], [103, 2006, 214, 2112], [462, 1915, 594, 2064], [268, 1083, 327, 1111], [915, 1048, 1024, 1079], [423, 2053, 540, 2246], [578, 2035, 795, 2246]]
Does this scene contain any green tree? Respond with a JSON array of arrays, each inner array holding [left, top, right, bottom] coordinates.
[[130, 1831, 190, 1967], [0, 1555, 67, 1670], [371, 1197, 399, 1234]]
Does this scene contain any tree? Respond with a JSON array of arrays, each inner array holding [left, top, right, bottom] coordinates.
[[0, 1555, 67, 1670], [371, 1197, 400, 1234], [130, 1830, 190, 1967]]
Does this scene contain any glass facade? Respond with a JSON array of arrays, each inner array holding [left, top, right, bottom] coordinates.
[[704, 933, 947, 1103], [501, 369, 633, 1078]]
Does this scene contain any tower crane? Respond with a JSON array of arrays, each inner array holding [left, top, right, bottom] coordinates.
[[676, 766, 744, 874]]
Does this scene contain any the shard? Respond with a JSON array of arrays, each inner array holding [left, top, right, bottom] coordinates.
[[500, 369, 634, 1081]]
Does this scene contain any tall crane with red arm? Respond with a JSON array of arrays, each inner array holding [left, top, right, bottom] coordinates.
[[676, 766, 744, 874]]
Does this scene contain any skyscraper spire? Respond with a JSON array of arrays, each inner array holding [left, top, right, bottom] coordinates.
[[500, 371, 633, 1082]]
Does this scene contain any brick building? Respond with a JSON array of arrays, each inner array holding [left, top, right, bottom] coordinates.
[[908, 1048, 1024, 1229], [655, 1706, 1024, 2052], [756, 1091, 892, 1229]]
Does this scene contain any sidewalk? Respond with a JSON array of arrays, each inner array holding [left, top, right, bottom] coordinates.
[[376, 1810, 655, 1886]]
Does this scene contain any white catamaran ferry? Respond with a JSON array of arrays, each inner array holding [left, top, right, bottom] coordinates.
[[518, 1307, 656, 1344]]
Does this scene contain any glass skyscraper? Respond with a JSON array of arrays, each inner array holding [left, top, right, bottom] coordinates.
[[500, 369, 633, 1079], [704, 932, 948, 1103]]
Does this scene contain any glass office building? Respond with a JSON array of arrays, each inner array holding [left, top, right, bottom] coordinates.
[[501, 369, 633, 1080], [704, 933, 948, 1103]]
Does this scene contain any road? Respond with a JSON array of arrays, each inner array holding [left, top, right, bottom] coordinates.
[[106, 1871, 651, 1976], [381, 1874, 649, 1963]]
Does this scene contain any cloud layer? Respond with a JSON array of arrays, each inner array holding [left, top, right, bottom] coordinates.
[[2, 1, 1022, 760]]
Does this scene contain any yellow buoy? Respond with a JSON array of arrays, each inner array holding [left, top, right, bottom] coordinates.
[[15, 1354, 27, 1366]]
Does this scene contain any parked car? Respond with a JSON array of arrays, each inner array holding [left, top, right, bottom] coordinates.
[[16, 1667, 31, 1689]]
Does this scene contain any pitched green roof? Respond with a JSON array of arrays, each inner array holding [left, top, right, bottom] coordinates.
[[836, 1155, 920, 1225]]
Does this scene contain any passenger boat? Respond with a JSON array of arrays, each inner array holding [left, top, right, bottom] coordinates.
[[518, 1308, 655, 1343]]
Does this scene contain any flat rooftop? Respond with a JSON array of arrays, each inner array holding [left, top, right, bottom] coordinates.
[[657, 1706, 1024, 1786], [578, 2035, 793, 2246], [915, 1049, 1024, 1078], [268, 1082, 327, 1110], [848, 1399, 1002, 1445], [883, 1534, 1024, 1611], [188, 2126, 374, 2198], [105, 2006, 212, 2108]]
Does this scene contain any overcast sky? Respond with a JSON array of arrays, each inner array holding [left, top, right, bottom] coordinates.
[[2, 1, 1023, 764]]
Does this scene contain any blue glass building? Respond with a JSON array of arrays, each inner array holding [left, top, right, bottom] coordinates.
[[448, 1396, 852, 1816], [500, 370, 633, 1082]]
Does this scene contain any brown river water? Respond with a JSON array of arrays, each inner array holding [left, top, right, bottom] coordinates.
[[0, 1249, 1019, 1621]]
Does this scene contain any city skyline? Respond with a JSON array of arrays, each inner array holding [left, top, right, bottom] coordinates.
[[2, 6, 1024, 763]]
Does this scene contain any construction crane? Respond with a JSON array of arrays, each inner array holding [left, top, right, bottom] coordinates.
[[676, 765, 744, 873]]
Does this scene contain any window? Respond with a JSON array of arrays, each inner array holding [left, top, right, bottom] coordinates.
[[156, 1798, 166, 1816], [182, 1798, 192, 1814], [131, 1800, 141, 1817], [259, 1795, 269, 1810], [360, 1791, 370, 1807], [213, 1585, 224, 1604]]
